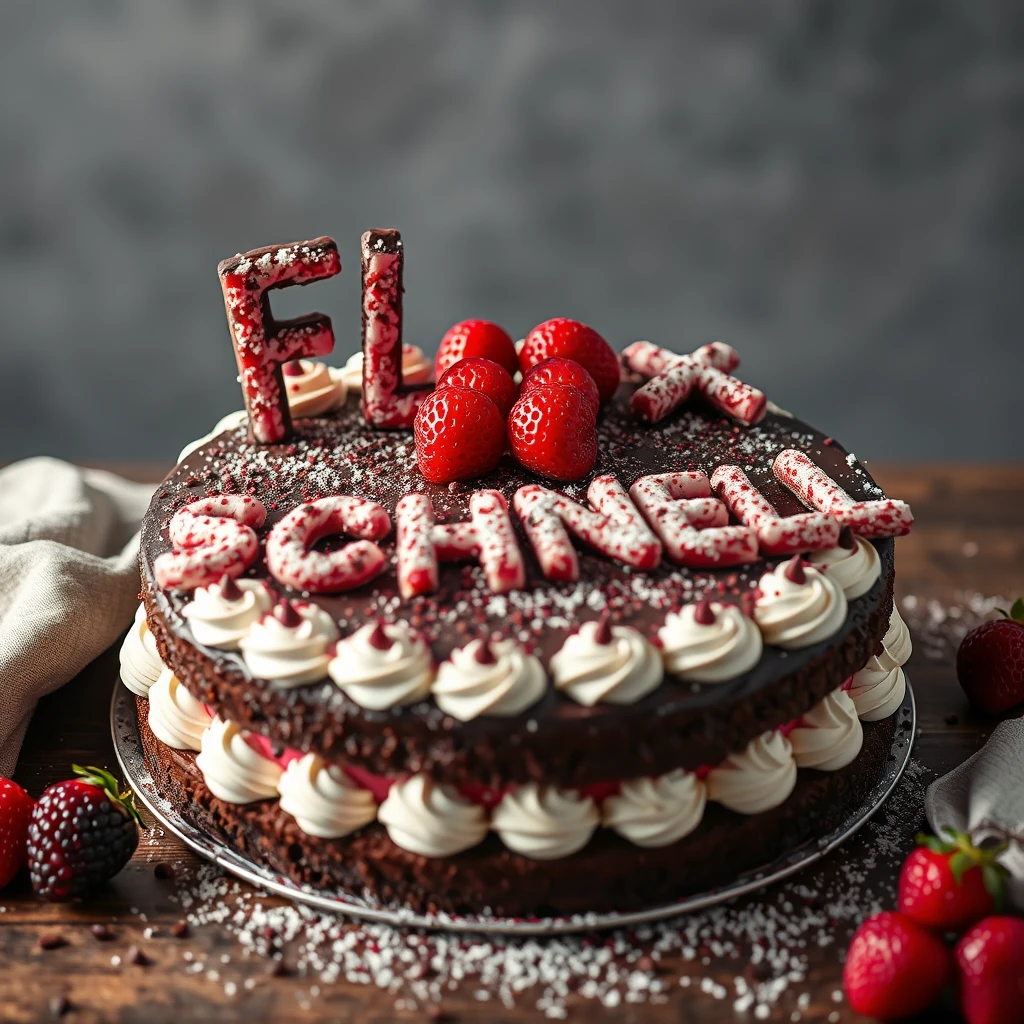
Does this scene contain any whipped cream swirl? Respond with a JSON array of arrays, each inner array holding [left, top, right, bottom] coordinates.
[[181, 579, 273, 650], [549, 620, 662, 707], [883, 606, 913, 665], [195, 717, 282, 804], [658, 602, 763, 683], [603, 770, 707, 847], [329, 622, 434, 710], [119, 604, 164, 696], [278, 753, 377, 839], [754, 561, 848, 649], [789, 689, 864, 770], [706, 731, 797, 814], [239, 604, 338, 687], [848, 651, 906, 721], [284, 360, 347, 418], [377, 775, 488, 857], [491, 785, 599, 860], [177, 409, 248, 462], [432, 639, 545, 721], [147, 667, 210, 751], [334, 344, 433, 392], [807, 535, 881, 600]]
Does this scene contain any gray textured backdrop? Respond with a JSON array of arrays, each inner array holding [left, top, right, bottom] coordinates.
[[1, 0, 1022, 462]]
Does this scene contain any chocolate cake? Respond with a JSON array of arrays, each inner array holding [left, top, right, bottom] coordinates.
[[123, 231, 915, 918]]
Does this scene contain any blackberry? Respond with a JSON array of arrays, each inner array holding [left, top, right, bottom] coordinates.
[[27, 766, 142, 901]]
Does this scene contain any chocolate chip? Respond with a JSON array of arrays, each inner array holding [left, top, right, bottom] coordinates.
[[169, 921, 189, 939], [945, 713, 959, 726], [153, 862, 175, 880], [48, 995, 71, 1018], [38, 932, 67, 950], [90, 923, 114, 941], [126, 945, 149, 966]]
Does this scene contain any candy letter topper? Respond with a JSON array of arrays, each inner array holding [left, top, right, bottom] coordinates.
[[395, 491, 525, 598], [710, 464, 840, 555], [621, 341, 766, 426], [361, 229, 432, 428], [218, 237, 341, 444], [772, 450, 914, 539], [629, 471, 759, 567], [266, 496, 391, 594], [513, 477, 662, 582]]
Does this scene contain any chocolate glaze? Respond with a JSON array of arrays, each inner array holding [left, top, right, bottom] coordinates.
[[138, 702, 900, 918], [141, 385, 894, 788]]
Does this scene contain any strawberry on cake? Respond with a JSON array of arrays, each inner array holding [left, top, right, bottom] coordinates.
[[124, 229, 916, 917]]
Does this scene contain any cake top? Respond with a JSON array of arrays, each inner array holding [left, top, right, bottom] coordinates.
[[138, 230, 912, 786]]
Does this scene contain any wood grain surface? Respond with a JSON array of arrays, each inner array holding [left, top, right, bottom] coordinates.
[[2, 464, 1022, 1023]]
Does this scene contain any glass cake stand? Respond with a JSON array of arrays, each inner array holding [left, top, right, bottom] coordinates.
[[111, 679, 916, 936]]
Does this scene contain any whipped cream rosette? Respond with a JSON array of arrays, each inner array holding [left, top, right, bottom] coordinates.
[[658, 599, 762, 682], [432, 638, 545, 721], [807, 527, 881, 600], [329, 621, 434, 710], [277, 753, 377, 839], [550, 616, 662, 707], [181, 575, 273, 650], [754, 556, 848, 649], [377, 775, 487, 857], [239, 600, 338, 687], [147, 667, 210, 751]]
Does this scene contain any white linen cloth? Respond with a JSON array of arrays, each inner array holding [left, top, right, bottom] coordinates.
[[925, 717, 1024, 910], [0, 457, 153, 775]]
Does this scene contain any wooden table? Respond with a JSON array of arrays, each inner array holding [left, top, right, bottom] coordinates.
[[3, 464, 1022, 1023]]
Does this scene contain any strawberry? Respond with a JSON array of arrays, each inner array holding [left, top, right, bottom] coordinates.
[[508, 383, 598, 482], [843, 911, 951, 1020], [435, 319, 518, 378], [955, 916, 1024, 1024], [957, 599, 1024, 714], [521, 356, 600, 417], [0, 778, 34, 889], [436, 357, 519, 418], [898, 828, 1009, 932], [27, 766, 143, 901], [413, 386, 506, 484], [518, 318, 621, 404]]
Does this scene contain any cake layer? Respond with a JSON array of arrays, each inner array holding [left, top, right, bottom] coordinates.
[[141, 388, 894, 788], [137, 700, 902, 918]]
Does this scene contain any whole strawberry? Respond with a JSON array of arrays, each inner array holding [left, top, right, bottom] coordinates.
[[413, 386, 506, 484], [27, 766, 142, 901], [436, 357, 519, 418], [957, 599, 1024, 714], [508, 382, 598, 482], [435, 319, 519, 378], [0, 778, 34, 889], [521, 356, 601, 417], [955, 916, 1024, 1024], [898, 828, 1009, 932], [518, 318, 621, 404], [843, 911, 951, 1020]]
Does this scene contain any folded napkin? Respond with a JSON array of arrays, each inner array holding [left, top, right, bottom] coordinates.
[[925, 718, 1024, 910], [0, 457, 154, 775]]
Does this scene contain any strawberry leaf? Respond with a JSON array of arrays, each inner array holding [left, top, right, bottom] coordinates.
[[73, 764, 145, 828], [981, 863, 1009, 912], [948, 850, 974, 885], [995, 608, 1009, 618], [918, 830, 955, 854], [1010, 598, 1024, 623]]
